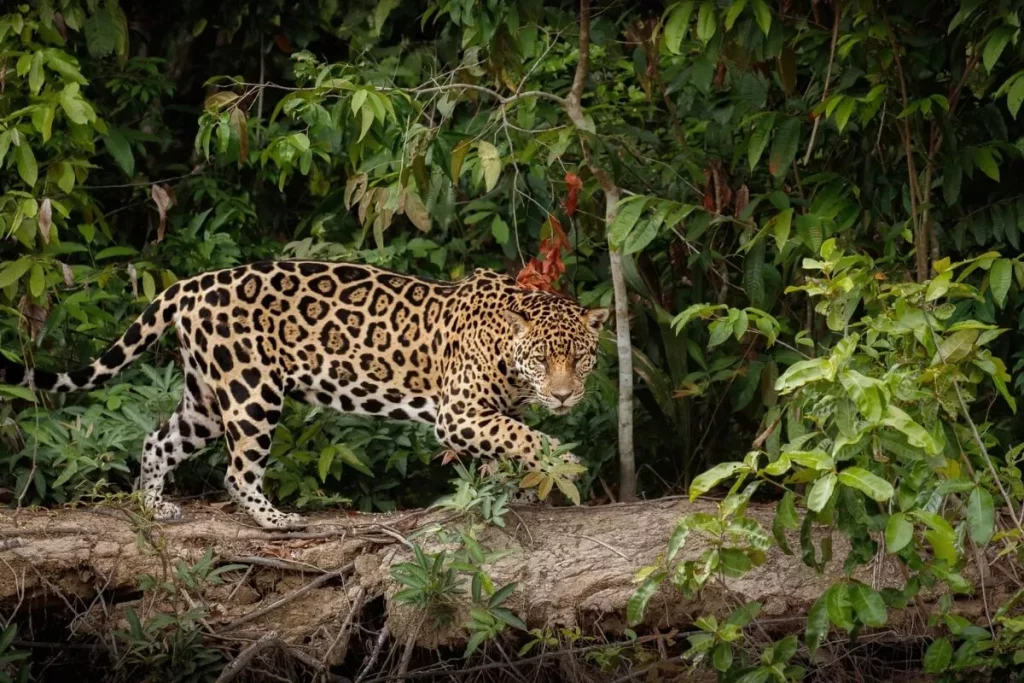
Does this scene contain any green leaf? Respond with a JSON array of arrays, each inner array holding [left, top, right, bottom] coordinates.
[[825, 584, 854, 632], [931, 329, 979, 366], [103, 130, 135, 178], [28, 50, 44, 95], [477, 140, 501, 192], [373, 0, 401, 35], [690, 461, 748, 501], [1009, 75, 1024, 118], [358, 105, 374, 142], [805, 592, 829, 655], [59, 84, 94, 124], [608, 197, 649, 247], [84, 8, 117, 57], [768, 117, 801, 179], [16, 143, 38, 187], [748, 114, 774, 170], [664, 1, 695, 55], [744, 239, 765, 308], [774, 358, 831, 393], [990, 258, 1012, 308], [719, 548, 753, 577], [773, 208, 793, 251], [29, 264, 45, 297], [338, 445, 373, 476], [450, 139, 471, 181], [923, 638, 952, 673], [696, 1, 717, 43], [724, 0, 747, 31], [752, 0, 771, 36], [712, 642, 733, 672], [885, 512, 914, 553], [833, 97, 856, 132], [0, 258, 32, 289], [943, 157, 962, 206], [807, 473, 837, 512], [972, 146, 1001, 182], [966, 487, 995, 546], [627, 572, 666, 626], [882, 405, 941, 455], [983, 26, 1015, 73], [837, 467, 894, 502], [318, 448, 334, 482], [848, 583, 887, 627]]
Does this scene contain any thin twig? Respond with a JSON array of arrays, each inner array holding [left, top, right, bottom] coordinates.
[[322, 586, 366, 666], [802, 5, 841, 166], [572, 534, 630, 560], [353, 625, 390, 683], [220, 563, 353, 632], [215, 630, 279, 683]]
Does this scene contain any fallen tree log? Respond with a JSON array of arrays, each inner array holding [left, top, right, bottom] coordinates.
[[0, 498, 1005, 679]]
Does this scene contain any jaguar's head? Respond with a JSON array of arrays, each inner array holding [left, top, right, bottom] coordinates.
[[504, 296, 610, 415]]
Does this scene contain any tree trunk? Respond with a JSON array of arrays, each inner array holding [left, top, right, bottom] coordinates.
[[1, 499, 1000, 663]]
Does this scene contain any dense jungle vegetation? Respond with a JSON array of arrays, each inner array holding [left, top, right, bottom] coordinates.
[[8, 0, 1024, 680]]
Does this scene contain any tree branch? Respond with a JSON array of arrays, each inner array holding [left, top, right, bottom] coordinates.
[[562, 0, 636, 501]]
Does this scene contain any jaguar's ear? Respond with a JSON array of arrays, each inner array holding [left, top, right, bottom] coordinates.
[[583, 308, 611, 331], [502, 310, 530, 336]]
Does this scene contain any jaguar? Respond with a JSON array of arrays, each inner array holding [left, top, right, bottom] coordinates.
[[1, 261, 609, 528]]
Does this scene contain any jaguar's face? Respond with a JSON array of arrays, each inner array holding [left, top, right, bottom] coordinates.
[[505, 303, 610, 415]]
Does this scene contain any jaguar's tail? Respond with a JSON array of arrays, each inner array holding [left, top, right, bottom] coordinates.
[[1, 283, 182, 393]]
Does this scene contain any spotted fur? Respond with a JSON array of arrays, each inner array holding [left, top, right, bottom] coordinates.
[[1, 261, 609, 529]]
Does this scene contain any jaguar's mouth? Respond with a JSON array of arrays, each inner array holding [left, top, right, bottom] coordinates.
[[548, 404, 572, 416]]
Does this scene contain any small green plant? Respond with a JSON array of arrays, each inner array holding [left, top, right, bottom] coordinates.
[[115, 550, 244, 683], [0, 624, 30, 683], [391, 545, 465, 626]]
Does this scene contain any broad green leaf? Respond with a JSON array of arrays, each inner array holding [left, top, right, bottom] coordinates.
[[786, 449, 833, 471], [16, 143, 38, 187], [350, 89, 368, 115], [450, 139, 471, 180], [0, 258, 32, 289], [608, 197, 649, 247], [712, 643, 733, 672], [825, 584, 854, 632], [338, 445, 373, 476], [1009, 75, 1024, 118], [725, 0, 747, 31], [690, 461, 748, 501], [318, 448, 334, 482], [943, 157, 962, 206], [744, 239, 765, 308], [931, 329, 979, 366], [752, 0, 771, 35], [627, 572, 666, 626], [966, 487, 994, 545], [477, 140, 501, 192], [664, 1, 695, 55], [768, 117, 801, 179], [837, 467, 894, 502], [972, 146, 1001, 182], [990, 258, 1012, 308], [885, 512, 914, 553], [748, 114, 775, 170], [848, 583, 887, 627], [103, 130, 135, 178], [923, 638, 952, 673], [696, 2, 717, 43], [773, 208, 793, 251], [807, 472, 837, 512], [719, 548, 753, 577], [983, 26, 1015, 73], [774, 358, 831, 393], [833, 97, 856, 132], [358, 105, 374, 142], [490, 215, 509, 244], [29, 50, 44, 95], [805, 592, 829, 655], [29, 263, 45, 297], [882, 405, 941, 455], [667, 519, 692, 562]]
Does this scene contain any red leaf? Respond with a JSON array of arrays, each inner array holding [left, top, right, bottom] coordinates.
[[274, 34, 293, 53], [563, 172, 583, 217]]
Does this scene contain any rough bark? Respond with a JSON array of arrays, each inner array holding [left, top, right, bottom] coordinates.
[[1, 498, 1004, 662]]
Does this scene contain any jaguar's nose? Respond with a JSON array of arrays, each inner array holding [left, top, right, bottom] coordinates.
[[551, 388, 573, 404]]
